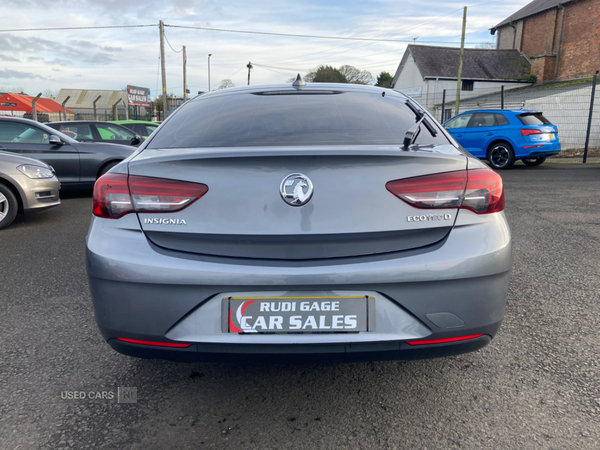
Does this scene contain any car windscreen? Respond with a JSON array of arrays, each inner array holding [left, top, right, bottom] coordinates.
[[148, 91, 450, 148], [517, 113, 551, 126]]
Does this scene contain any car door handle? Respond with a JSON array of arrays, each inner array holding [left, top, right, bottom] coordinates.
[[455, 134, 463, 137]]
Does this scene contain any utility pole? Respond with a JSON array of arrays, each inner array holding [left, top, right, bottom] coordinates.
[[247, 61, 253, 85], [183, 45, 187, 101], [159, 20, 168, 119], [454, 6, 467, 116]]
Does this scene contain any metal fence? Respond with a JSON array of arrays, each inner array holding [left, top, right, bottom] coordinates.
[[8, 105, 155, 123], [71, 105, 154, 122], [410, 76, 599, 163]]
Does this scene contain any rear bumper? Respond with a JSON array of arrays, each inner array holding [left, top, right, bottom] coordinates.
[[87, 211, 511, 363], [516, 142, 561, 158], [527, 150, 560, 158], [108, 334, 493, 363]]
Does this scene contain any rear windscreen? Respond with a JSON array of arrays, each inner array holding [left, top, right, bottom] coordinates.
[[147, 91, 450, 148], [517, 113, 551, 125]]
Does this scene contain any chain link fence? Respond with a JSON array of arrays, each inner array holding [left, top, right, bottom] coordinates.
[[411, 76, 599, 164]]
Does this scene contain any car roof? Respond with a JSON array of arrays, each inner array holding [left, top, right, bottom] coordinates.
[[0, 116, 41, 123], [48, 120, 125, 124], [189, 82, 406, 102], [454, 109, 542, 115], [112, 120, 158, 125]]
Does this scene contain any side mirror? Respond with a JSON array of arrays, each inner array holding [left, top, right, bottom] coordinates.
[[49, 135, 64, 145], [132, 135, 143, 145]]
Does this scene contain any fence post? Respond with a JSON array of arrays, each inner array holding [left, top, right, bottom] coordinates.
[[31, 93, 42, 121], [61, 96, 70, 121], [583, 73, 597, 164], [93, 96, 102, 121], [112, 99, 122, 121], [441, 89, 446, 122], [501, 85, 504, 110]]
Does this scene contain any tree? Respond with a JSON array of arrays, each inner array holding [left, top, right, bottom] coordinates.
[[375, 71, 393, 88], [338, 65, 374, 85], [304, 65, 347, 83], [43, 89, 57, 98], [0, 86, 25, 94], [217, 79, 235, 90], [152, 92, 176, 113]]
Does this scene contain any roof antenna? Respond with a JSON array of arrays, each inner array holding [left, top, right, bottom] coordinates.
[[292, 73, 306, 90]]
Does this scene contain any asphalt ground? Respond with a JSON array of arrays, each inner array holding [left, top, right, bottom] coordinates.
[[1, 162, 599, 449]]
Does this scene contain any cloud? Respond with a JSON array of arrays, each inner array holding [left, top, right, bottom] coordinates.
[[2, 0, 532, 93], [0, 34, 119, 65], [0, 69, 46, 79], [0, 54, 20, 62]]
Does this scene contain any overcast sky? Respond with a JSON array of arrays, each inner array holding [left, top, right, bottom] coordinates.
[[1, 0, 530, 97]]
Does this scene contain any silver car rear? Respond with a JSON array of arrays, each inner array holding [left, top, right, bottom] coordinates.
[[86, 83, 511, 363]]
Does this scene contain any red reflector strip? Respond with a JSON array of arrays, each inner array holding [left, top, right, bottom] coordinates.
[[406, 334, 484, 346], [116, 338, 191, 348], [523, 145, 544, 148]]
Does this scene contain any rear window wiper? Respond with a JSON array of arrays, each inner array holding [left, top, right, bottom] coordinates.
[[404, 100, 438, 147]]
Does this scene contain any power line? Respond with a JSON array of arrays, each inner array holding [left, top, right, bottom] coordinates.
[[254, 63, 307, 72], [254, 65, 299, 77], [263, 1, 503, 67], [0, 21, 492, 45], [224, 66, 246, 80], [163, 24, 489, 44], [0, 24, 156, 32], [163, 31, 183, 53]]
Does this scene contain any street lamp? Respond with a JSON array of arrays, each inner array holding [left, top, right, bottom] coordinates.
[[208, 54, 212, 92]]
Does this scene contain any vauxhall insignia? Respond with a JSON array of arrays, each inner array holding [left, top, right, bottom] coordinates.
[[280, 173, 314, 206]]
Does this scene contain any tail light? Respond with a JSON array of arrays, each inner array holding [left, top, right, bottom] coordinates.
[[93, 173, 208, 219], [520, 129, 542, 136], [386, 169, 504, 214]]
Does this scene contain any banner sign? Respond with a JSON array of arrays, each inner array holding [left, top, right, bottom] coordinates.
[[127, 86, 150, 107], [0, 102, 17, 107], [397, 86, 422, 98]]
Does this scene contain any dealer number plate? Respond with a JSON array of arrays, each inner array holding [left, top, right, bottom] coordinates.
[[222, 296, 375, 333]]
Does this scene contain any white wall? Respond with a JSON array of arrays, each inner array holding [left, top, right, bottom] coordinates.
[[391, 53, 426, 96]]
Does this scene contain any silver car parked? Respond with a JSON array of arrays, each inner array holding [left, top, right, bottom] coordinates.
[[87, 82, 512, 363], [0, 151, 60, 229]]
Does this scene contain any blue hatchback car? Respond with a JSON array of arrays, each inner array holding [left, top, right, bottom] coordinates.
[[443, 109, 560, 169]]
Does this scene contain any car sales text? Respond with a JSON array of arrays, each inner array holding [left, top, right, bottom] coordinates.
[[240, 301, 357, 330]]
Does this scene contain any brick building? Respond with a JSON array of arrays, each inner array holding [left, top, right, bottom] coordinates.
[[491, 0, 600, 82]]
